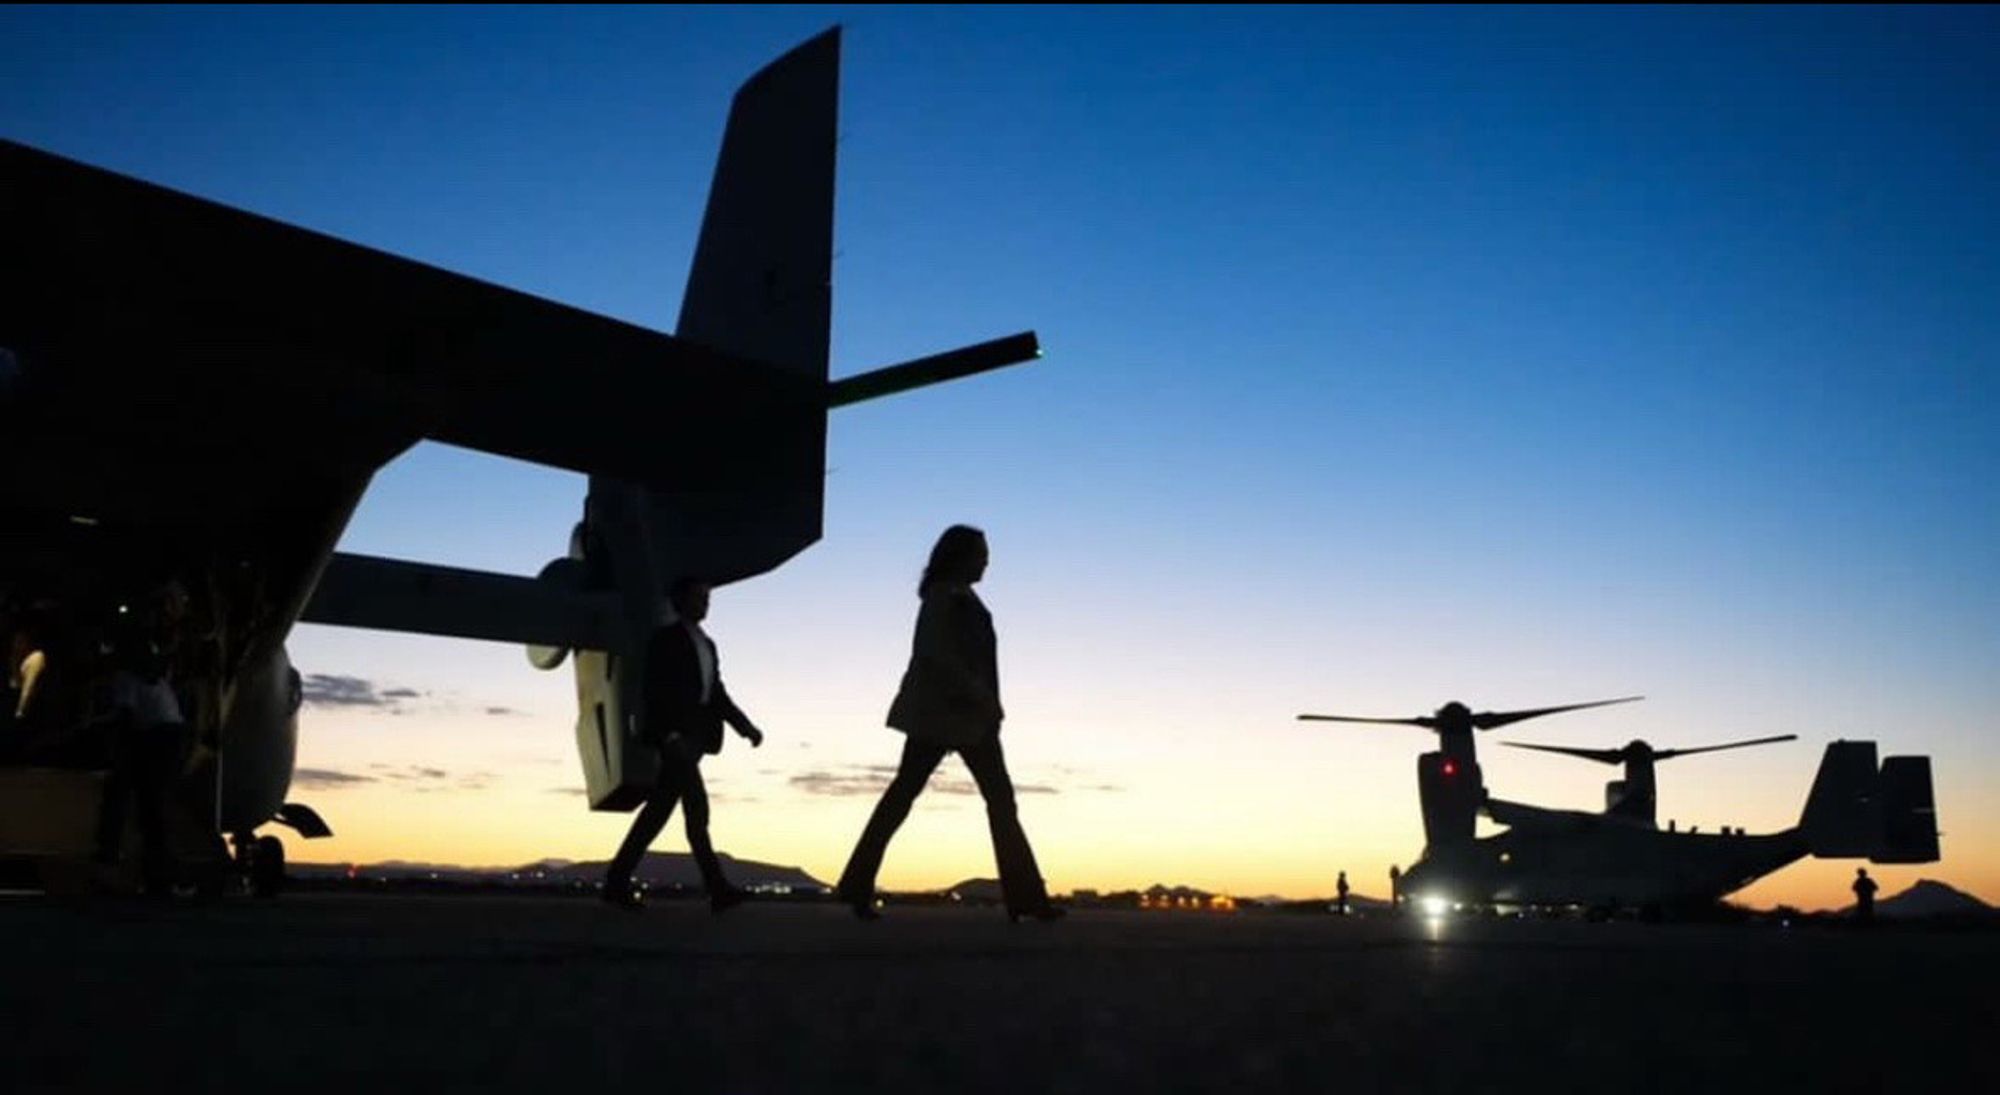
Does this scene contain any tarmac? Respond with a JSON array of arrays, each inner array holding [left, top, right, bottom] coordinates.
[[3, 893, 1992, 1093]]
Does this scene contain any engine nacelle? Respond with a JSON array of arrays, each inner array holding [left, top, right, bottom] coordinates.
[[217, 643, 300, 834], [1418, 750, 1483, 851], [529, 506, 666, 813]]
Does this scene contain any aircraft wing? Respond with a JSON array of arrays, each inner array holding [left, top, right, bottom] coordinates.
[[1484, 798, 1620, 834], [302, 553, 624, 651], [0, 137, 819, 537]]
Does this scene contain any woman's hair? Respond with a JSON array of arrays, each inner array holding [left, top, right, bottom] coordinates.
[[919, 525, 986, 597]]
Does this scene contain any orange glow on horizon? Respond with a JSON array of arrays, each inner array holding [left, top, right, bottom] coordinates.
[[284, 639, 1999, 918]]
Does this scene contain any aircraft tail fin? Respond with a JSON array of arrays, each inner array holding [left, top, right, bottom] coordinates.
[[675, 26, 838, 385], [1873, 756, 1940, 863], [584, 26, 841, 603], [1798, 741, 1941, 864], [1800, 741, 1879, 857]]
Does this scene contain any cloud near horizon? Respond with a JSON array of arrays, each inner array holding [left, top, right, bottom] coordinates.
[[789, 764, 1067, 798], [292, 764, 493, 793], [301, 674, 529, 721], [292, 767, 376, 789], [300, 675, 407, 709]]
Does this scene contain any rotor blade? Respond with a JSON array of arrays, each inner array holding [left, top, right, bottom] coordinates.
[[1500, 742, 1628, 764], [1652, 734, 1798, 761], [1471, 696, 1644, 731], [1297, 714, 1436, 728]]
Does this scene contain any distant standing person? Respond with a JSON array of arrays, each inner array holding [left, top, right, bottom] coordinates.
[[7, 613, 50, 754], [93, 605, 189, 895], [1388, 864, 1402, 911], [835, 525, 1062, 923], [1336, 870, 1351, 915], [602, 578, 767, 913], [1852, 867, 1879, 924]]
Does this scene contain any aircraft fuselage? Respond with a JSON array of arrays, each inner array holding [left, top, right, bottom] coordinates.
[[1403, 824, 1808, 910]]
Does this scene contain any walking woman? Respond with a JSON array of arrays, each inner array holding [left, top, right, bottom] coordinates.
[[836, 525, 1062, 922]]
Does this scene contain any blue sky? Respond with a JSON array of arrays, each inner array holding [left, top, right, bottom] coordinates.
[[4, 6, 1995, 905]]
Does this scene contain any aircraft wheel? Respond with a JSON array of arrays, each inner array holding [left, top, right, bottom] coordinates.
[[251, 835, 286, 898]]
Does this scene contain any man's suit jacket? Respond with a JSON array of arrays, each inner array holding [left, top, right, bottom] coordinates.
[[642, 623, 739, 756]]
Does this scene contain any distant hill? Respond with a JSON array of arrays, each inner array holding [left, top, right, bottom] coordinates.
[[1868, 879, 1994, 919], [544, 853, 827, 891], [946, 878, 1004, 903]]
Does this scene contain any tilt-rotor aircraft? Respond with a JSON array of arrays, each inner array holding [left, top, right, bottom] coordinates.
[[1299, 699, 1939, 915], [0, 28, 1040, 893]]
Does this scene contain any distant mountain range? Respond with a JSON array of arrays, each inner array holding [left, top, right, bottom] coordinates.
[[286, 863, 1993, 917], [1856, 879, 1994, 919], [294, 853, 829, 892]]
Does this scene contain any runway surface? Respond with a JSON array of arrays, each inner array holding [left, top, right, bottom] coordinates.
[[4, 894, 1992, 1093]]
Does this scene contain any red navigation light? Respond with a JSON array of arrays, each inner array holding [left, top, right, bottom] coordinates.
[[1442, 759, 1458, 778]]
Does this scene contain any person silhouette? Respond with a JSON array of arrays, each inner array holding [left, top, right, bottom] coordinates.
[[1852, 867, 1879, 924], [7, 612, 51, 756], [835, 525, 1061, 923], [1388, 865, 1402, 911], [601, 577, 767, 913], [92, 599, 189, 895], [1336, 870, 1351, 915]]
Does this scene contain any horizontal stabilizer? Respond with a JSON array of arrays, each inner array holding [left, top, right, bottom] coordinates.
[[829, 333, 1043, 407], [302, 552, 625, 651]]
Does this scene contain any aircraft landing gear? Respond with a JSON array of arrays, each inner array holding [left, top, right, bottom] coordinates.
[[232, 832, 286, 898]]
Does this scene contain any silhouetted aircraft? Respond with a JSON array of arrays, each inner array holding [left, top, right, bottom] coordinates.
[[1299, 699, 1939, 915], [0, 27, 1040, 892]]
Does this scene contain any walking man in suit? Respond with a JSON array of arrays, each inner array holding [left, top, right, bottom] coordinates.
[[603, 577, 766, 913]]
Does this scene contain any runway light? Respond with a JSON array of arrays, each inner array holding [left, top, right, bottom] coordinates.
[[1419, 894, 1450, 917]]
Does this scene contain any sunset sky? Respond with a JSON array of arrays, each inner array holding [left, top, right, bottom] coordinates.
[[4, 6, 1994, 910]]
